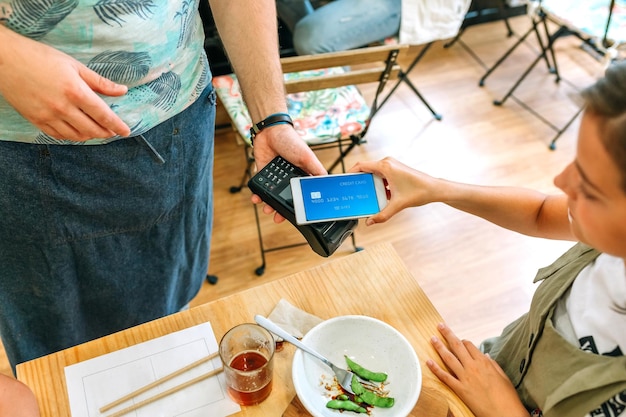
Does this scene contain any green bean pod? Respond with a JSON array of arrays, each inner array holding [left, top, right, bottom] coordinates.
[[344, 355, 388, 382], [350, 375, 395, 408], [326, 399, 367, 413]]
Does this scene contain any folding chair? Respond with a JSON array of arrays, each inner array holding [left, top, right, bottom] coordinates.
[[479, 0, 626, 149], [376, 40, 443, 121], [445, 0, 529, 61], [213, 44, 406, 275], [376, 0, 473, 121]]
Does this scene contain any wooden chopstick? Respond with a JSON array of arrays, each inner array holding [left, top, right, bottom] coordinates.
[[100, 351, 221, 415], [104, 366, 223, 417]]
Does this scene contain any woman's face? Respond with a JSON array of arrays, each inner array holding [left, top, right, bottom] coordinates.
[[554, 111, 626, 259]]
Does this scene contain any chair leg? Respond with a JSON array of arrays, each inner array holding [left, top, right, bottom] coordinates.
[[252, 203, 267, 276], [377, 42, 442, 120], [325, 134, 362, 174], [400, 75, 442, 120], [493, 24, 567, 106], [350, 232, 363, 252], [479, 22, 536, 87], [496, 0, 515, 38], [549, 105, 584, 150], [480, 12, 556, 88], [502, 14, 514, 38], [225, 143, 267, 275], [443, 27, 466, 49], [541, 16, 561, 81], [445, 0, 517, 49], [230, 146, 254, 194]]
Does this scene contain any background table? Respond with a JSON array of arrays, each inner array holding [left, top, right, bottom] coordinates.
[[17, 243, 475, 417]]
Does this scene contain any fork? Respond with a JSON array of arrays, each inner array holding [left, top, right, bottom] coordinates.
[[255, 315, 375, 395]]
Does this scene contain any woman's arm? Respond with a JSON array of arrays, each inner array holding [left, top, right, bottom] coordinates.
[[350, 157, 575, 240]]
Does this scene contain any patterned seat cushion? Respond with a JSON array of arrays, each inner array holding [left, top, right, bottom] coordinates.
[[212, 67, 370, 146]]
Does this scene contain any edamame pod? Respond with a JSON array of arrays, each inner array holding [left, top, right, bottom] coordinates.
[[326, 399, 367, 413], [345, 355, 388, 382], [351, 375, 395, 408]]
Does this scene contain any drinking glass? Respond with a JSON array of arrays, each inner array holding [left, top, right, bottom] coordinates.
[[219, 323, 275, 406]]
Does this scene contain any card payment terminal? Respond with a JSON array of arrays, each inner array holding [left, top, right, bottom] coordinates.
[[247, 156, 357, 257]]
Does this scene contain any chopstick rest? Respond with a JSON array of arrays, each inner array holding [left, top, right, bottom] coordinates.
[[100, 351, 222, 416]]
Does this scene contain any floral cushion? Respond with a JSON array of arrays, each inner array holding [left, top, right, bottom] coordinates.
[[212, 67, 370, 146]]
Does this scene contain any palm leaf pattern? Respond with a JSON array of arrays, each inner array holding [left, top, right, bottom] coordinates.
[[127, 72, 181, 111], [7, 0, 78, 40], [147, 72, 181, 111], [88, 51, 152, 84], [174, 0, 195, 47], [93, 0, 155, 27], [34, 132, 78, 145], [192, 61, 209, 99]]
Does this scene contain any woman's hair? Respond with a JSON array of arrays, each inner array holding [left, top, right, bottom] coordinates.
[[581, 61, 626, 193]]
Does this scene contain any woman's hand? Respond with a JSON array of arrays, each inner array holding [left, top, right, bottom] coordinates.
[[427, 323, 530, 417], [349, 157, 443, 225], [0, 26, 130, 141], [251, 124, 326, 223]]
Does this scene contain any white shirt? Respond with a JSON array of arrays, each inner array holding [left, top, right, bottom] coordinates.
[[554, 253, 626, 417], [399, 0, 471, 45]]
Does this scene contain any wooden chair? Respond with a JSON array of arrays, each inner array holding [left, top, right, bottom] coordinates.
[[213, 43, 407, 275]]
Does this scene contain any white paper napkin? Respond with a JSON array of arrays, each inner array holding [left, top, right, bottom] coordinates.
[[267, 299, 323, 340]]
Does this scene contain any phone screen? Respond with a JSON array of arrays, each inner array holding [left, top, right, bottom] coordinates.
[[296, 173, 382, 222]]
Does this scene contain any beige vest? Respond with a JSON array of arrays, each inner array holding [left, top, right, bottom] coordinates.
[[482, 243, 626, 416]]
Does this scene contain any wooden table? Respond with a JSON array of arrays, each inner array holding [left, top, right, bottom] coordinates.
[[17, 243, 475, 417]]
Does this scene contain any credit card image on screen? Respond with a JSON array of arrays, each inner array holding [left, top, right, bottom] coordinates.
[[290, 172, 388, 225]]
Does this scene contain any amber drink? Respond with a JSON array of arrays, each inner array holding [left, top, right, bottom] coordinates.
[[219, 324, 275, 406]]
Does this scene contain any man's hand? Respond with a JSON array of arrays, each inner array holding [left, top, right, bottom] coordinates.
[[426, 323, 530, 417], [208, 0, 325, 222], [251, 124, 326, 222], [0, 26, 130, 141]]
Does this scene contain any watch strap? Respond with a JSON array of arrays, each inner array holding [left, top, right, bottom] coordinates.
[[249, 113, 294, 145]]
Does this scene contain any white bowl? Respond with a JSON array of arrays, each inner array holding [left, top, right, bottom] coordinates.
[[292, 315, 421, 417]]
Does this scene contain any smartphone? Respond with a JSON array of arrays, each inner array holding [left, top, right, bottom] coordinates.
[[290, 172, 388, 225]]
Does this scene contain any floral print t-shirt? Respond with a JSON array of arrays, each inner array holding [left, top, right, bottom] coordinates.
[[0, 0, 210, 144]]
